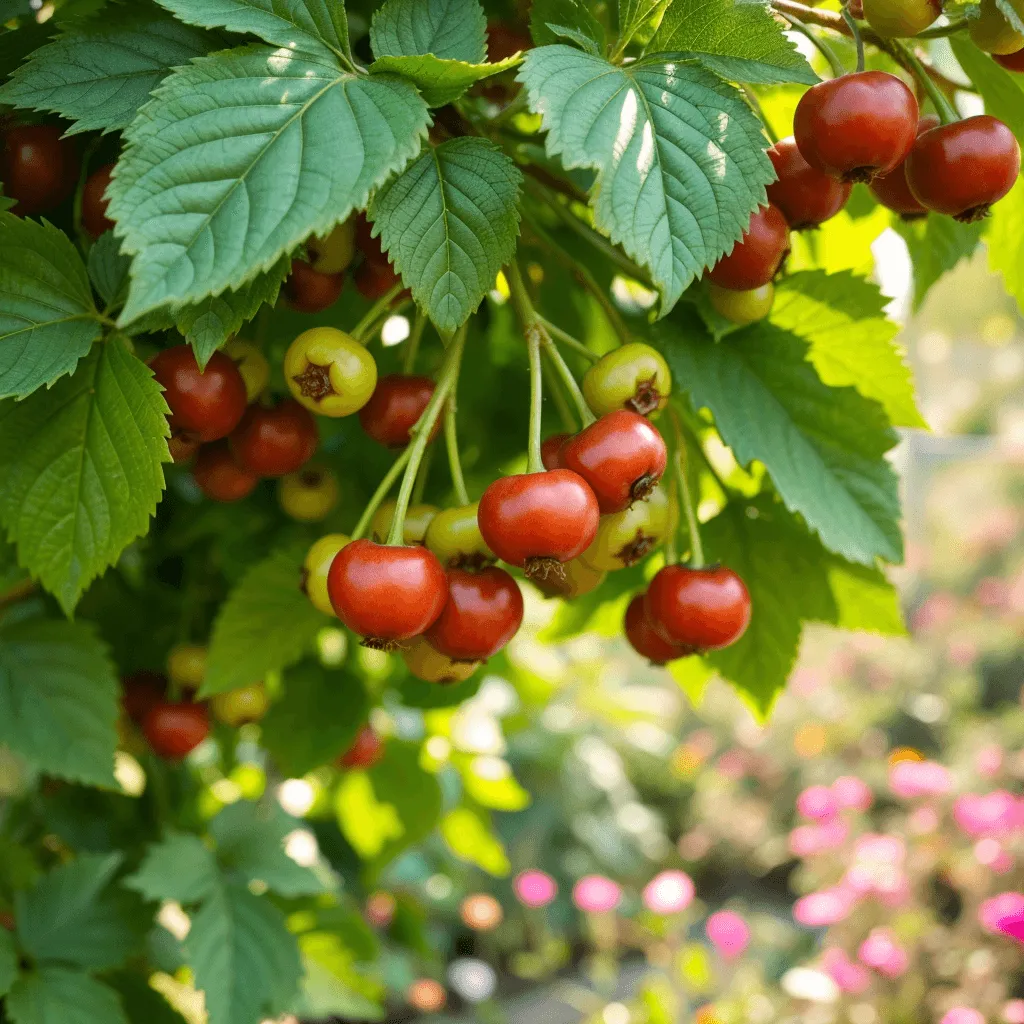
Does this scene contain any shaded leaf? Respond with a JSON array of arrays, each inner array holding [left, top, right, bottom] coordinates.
[[124, 834, 219, 905], [370, 0, 486, 62], [369, 52, 521, 106], [6, 969, 128, 1024]]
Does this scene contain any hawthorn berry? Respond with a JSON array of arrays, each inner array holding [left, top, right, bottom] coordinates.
[[307, 219, 356, 274], [905, 115, 1021, 222], [338, 724, 384, 769], [223, 338, 270, 403], [355, 259, 402, 300], [403, 637, 480, 685], [211, 684, 268, 726], [581, 485, 671, 572], [278, 465, 340, 522], [582, 343, 672, 418], [121, 671, 166, 724], [359, 374, 439, 448], [869, 115, 939, 219], [487, 22, 532, 61], [541, 433, 569, 470], [708, 282, 775, 325], [284, 259, 344, 313], [355, 212, 384, 263], [168, 433, 201, 464], [969, 0, 1024, 53], [1, 124, 76, 215], [706, 205, 790, 291], [193, 441, 260, 502], [533, 556, 606, 599], [230, 399, 319, 477], [285, 326, 378, 418], [81, 163, 115, 238], [560, 410, 668, 514], [167, 643, 207, 690], [425, 504, 495, 570], [862, 0, 941, 37], [373, 501, 439, 545], [994, 47, 1024, 70], [302, 533, 350, 616], [143, 701, 209, 760], [794, 71, 919, 182], [624, 595, 694, 665], [766, 137, 852, 229], [426, 567, 524, 661], [150, 346, 248, 444], [477, 470, 600, 581], [644, 564, 751, 651], [327, 539, 448, 646]]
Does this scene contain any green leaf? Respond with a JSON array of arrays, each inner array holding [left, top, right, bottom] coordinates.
[[518, 46, 774, 313], [645, 0, 817, 84], [0, 337, 170, 614], [950, 36, 1024, 145], [0, 618, 119, 788], [370, 0, 486, 62], [261, 661, 370, 777], [658, 311, 903, 566], [894, 213, 985, 311], [124, 834, 219, 905], [530, 0, 607, 50], [0, 212, 101, 400], [0, 14, 215, 135], [824, 557, 904, 635], [618, 0, 669, 49], [770, 270, 925, 428], [0, 927, 16, 997], [296, 932, 385, 1021], [6, 969, 128, 1024], [109, 47, 429, 324], [369, 138, 522, 333], [106, 972, 188, 1024], [15, 854, 142, 972], [987, 174, 1024, 313], [439, 805, 510, 876], [369, 52, 521, 106], [155, 0, 351, 64], [86, 232, 131, 310]]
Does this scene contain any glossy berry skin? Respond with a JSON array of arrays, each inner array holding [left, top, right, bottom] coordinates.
[[338, 725, 384, 770], [766, 137, 852, 229], [541, 433, 569, 471], [582, 343, 672, 417], [143, 701, 209, 760], [278, 466, 339, 522], [211, 684, 268, 726], [869, 115, 939, 218], [426, 567, 524, 661], [193, 441, 260, 502], [285, 326, 377, 417], [223, 338, 269, 402], [303, 533, 350, 616], [284, 259, 344, 313], [327, 539, 448, 645], [794, 72, 919, 182], [230, 399, 319, 477], [582, 485, 671, 572], [307, 219, 356, 274], [969, 0, 1024, 53], [150, 346, 248, 444], [560, 410, 668, 514], [708, 282, 775, 325], [355, 259, 401, 300], [994, 47, 1024, 69], [372, 501, 438, 545], [645, 565, 751, 651], [706, 205, 790, 290], [477, 470, 600, 579], [862, 0, 941, 37], [403, 637, 479, 685], [81, 163, 115, 238], [2, 125, 76, 215], [906, 115, 1021, 222], [121, 671, 166, 724], [625, 595, 693, 665], [533, 556, 606, 599], [359, 374, 438, 448], [425, 504, 494, 570]]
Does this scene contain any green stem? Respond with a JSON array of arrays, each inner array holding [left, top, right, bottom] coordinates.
[[670, 409, 704, 568], [543, 335, 596, 427], [842, 7, 865, 73], [444, 390, 471, 507], [888, 40, 959, 124], [779, 13, 847, 77], [508, 263, 547, 473], [542, 347, 578, 432], [352, 447, 413, 541], [404, 307, 427, 374], [351, 282, 405, 343], [539, 317, 599, 362], [916, 16, 968, 37], [412, 443, 434, 506]]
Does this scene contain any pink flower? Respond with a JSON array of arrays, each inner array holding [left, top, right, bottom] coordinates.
[[642, 871, 695, 915], [1003, 999, 1024, 1024], [858, 928, 909, 978], [846, 834, 908, 901], [793, 887, 857, 927], [909, 806, 940, 835], [975, 838, 1014, 874], [572, 875, 621, 914], [789, 818, 849, 858], [954, 791, 1021, 838], [821, 948, 871, 994], [975, 744, 1004, 778], [796, 785, 839, 821], [832, 775, 873, 812], [513, 870, 557, 909], [889, 760, 953, 799], [980, 892, 1024, 944], [706, 910, 750, 960], [941, 1010, 984, 1024], [912, 592, 956, 631]]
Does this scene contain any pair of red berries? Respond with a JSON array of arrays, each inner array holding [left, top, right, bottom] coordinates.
[[359, 373, 438, 448], [122, 671, 210, 760]]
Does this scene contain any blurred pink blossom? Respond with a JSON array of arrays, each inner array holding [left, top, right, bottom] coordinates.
[[846, 834, 908, 902], [821, 948, 871, 994], [796, 785, 839, 821], [912, 592, 956, 632], [941, 1010, 984, 1024], [706, 910, 750, 960], [832, 775, 873, 812], [572, 875, 621, 914], [954, 791, 1021, 838], [975, 576, 1008, 608], [974, 838, 1014, 874], [947, 637, 978, 667], [716, 750, 746, 781], [909, 806, 940, 834], [975, 744, 1004, 778], [642, 871, 694, 915], [513, 870, 557, 909], [889, 759, 953, 799], [793, 886, 857, 927], [979, 892, 1024, 944], [858, 928, 909, 977], [1003, 999, 1024, 1024], [789, 818, 849, 858]]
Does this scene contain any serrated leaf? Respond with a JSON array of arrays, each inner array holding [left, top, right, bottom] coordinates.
[[770, 270, 925, 428], [201, 548, 326, 697], [987, 175, 1024, 313], [370, 0, 486, 62], [950, 36, 1024, 145], [369, 138, 522, 333], [658, 310, 903, 565], [0, 212, 101, 400], [124, 834, 219, 905], [618, 0, 669, 49], [439, 805, 510, 875], [824, 557, 904, 635], [530, 0, 606, 50], [109, 46, 429, 324], [645, 0, 817, 84], [894, 213, 985, 310], [518, 47, 774, 313], [0, 337, 170, 614], [0, 618, 119, 788], [369, 53, 521, 106], [0, 928, 16, 997], [0, 14, 215, 135], [6, 969, 129, 1024], [86, 231, 131, 310]]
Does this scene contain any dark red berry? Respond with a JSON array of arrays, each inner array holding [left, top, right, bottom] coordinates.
[[193, 441, 260, 502], [706, 205, 790, 291], [121, 671, 166, 723], [994, 48, 1024, 70], [869, 115, 940, 219], [337, 725, 384, 770], [358, 374, 438, 448], [624, 595, 693, 665], [487, 22, 532, 61], [1, 124, 77, 215], [82, 163, 115, 238], [355, 259, 402, 300], [355, 213, 386, 264], [426, 567, 524, 661], [541, 433, 569, 471], [168, 433, 201, 464], [230, 399, 319, 477], [766, 137, 852, 229], [284, 259, 344, 313], [644, 565, 751, 651], [143, 701, 209, 759]]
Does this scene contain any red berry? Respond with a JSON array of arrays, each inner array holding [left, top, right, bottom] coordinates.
[[143, 701, 209, 760], [355, 213, 385, 264], [541, 433, 569, 471], [1, 124, 77, 215], [355, 259, 401, 300], [560, 410, 668, 514], [794, 71, 919, 182], [868, 115, 940, 219], [477, 469, 600, 581], [230, 399, 319, 477], [766, 137, 852, 229], [426, 567, 524, 661], [624, 595, 693, 665], [358, 374, 438, 448], [284, 259, 344, 313], [168, 433, 201, 464], [193, 441, 260, 502], [327, 539, 448, 646], [149, 346, 248, 444], [644, 565, 751, 651], [121, 671, 166, 723], [706, 205, 790, 291], [338, 724, 384, 770], [487, 22, 532, 61], [905, 115, 1021, 222], [82, 163, 115, 238], [994, 48, 1024, 70]]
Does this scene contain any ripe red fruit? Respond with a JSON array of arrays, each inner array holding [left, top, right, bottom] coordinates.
[[706, 205, 790, 290], [487, 22, 532, 61], [354, 259, 401, 300], [327, 539, 448, 646], [82, 163, 115, 238], [869, 115, 940, 219], [994, 48, 1024, 70], [149, 346, 248, 444], [355, 213, 385, 264], [1, 124, 77, 215], [168, 433, 201, 464], [477, 469, 600, 581], [624, 595, 694, 665], [794, 71, 919, 182], [121, 671, 166, 723], [644, 565, 751, 651], [905, 115, 1021, 222], [426, 567, 524, 661], [230, 399, 319, 477], [766, 137, 852, 229], [358, 374, 438, 448], [541, 433, 569, 471], [338, 725, 384, 769], [193, 441, 260, 502], [285, 259, 344, 313], [560, 410, 668, 514], [143, 701, 210, 760]]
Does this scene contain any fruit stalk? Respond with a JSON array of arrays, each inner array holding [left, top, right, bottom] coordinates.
[[444, 393, 470, 507], [888, 39, 959, 124], [779, 12, 848, 76], [842, 7, 866, 72], [351, 446, 413, 541], [671, 409, 705, 569], [404, 307, 427, 374], [351, 280, 405, 343]]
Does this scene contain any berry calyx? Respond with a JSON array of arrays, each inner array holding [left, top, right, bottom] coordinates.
[[644, 564, 751, 651], [794, 72, 919, 182], [327, 539, 448, 647], [905, 115, 1021, 222], [307, 219, 356, 274], [284, 327, 378, 418], [230, 399, 319, 477], [560, 410, 668, 514], [869, 115, 940, 219], [211, 684, 268, 726], [426, 567, 524, 661], [708, 282, 775, 325], [969, 0, 1024, 53], [477, 470, 600, 582], [541, 433, 569, 471], [284, 259, 343, 313], [581, 485, 671, 572], [624, 595, 694, 665], [403, 637, 480, 685], [167, 643, 207, 691], [278, 465, 340, 522], [193, 441, 260, 502], [533, 556, 606, 599], [143, 701, 209, 760], [706, 205, 790, 291], [81, 163, 115, 238], [359, 374, 439, 448], [302, 533, 350, 616], [862, 0, 941, 37], [223, 338, 270, 403], [582, 343, 672, 417], [766, 137, 852, 230], [373, 501, 439, 545], [1, 124, 77, 215], [338, 724, 384, 769], [425, 504, 495, 570], [994, 47, 1024, 70]]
